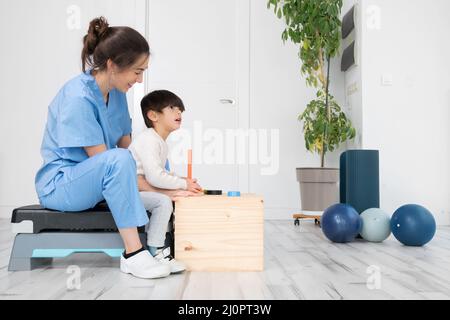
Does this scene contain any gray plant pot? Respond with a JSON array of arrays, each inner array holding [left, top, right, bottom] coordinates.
[[296, 168, 339, 212]]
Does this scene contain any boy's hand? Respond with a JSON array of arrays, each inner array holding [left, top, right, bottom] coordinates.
[[186, 178, 202, 193]]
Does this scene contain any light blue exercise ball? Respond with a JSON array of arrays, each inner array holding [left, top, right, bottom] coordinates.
[[360, 208, 391, 242]]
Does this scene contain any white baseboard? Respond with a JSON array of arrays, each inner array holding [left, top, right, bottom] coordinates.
[[0, 206, 15, 220], [264, 207, 300, 220], [434, 212, 450, 226], [2, 205, 449, 225], [263, 207, 450, 226]]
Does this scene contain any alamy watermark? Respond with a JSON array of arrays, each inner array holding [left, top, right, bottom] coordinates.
[[66, 5, 81, 30], [167, 121, 280, 176], [366, 5, 381, 30], [366, 265, 381, 290], [66, 265, 81, 290]]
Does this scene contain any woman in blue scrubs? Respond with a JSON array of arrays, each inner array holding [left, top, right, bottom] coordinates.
[[35, 17, 170, 279]]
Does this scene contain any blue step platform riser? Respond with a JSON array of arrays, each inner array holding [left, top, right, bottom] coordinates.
[[32, 249, 124, 258]]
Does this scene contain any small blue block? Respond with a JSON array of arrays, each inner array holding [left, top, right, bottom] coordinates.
[[227, 191, 241, 197]]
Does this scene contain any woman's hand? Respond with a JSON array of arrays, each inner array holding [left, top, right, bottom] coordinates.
[[84, 144, 107, 157], [137, 175, 203, 201], [137, 175, 155, 192], [117, 135, 131, 149], [171, 189, 203, 201]]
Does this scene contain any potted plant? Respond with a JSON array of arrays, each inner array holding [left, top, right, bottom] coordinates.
[[268, 0, 356, 212]]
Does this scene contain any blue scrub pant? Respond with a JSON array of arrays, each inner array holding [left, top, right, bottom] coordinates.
[[39, 149, 149, 229]]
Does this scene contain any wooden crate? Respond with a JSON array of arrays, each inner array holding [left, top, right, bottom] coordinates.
[[174, 194, 264, 271]]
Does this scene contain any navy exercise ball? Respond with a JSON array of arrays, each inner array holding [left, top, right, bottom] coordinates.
[[391, 204, 436, 246], [321, 204, 362, 243]]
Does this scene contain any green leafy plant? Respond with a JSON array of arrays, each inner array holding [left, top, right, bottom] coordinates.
[[268, 0, 356, 167]]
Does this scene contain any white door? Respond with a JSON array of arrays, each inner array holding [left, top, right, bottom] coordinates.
[[135, 0, 250, 193]]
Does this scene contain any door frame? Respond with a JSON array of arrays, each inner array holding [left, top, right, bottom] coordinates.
[[135, 0, 250, 193]]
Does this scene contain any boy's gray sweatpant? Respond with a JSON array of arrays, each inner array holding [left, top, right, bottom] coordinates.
[[139, 191, 173, 247]]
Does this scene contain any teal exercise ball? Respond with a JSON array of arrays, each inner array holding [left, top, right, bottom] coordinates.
[[391, 204, 436, 246], [360, 208, 391, 242]]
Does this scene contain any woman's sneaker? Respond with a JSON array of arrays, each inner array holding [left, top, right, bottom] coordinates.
[[120, 250, 171, 279], [153, 247, 186, 273]]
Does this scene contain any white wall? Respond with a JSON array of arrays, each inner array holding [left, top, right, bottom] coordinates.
[[342, 0, 363, 149], [2, 1, 448, 225], [344, 0, 450, 225], [249, 0, 346, 219], [0, 0, 145, 218]]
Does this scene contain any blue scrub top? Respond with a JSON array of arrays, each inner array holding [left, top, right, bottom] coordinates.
[[35, 71, 132, 198]]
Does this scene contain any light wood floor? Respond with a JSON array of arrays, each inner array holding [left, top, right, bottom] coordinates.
[[1, 218, 450, 300]]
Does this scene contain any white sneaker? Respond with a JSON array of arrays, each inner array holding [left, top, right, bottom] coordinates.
[[120, 250, 171, 279], [153, 247, 186, 274]]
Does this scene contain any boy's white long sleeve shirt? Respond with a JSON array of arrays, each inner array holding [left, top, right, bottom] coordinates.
[[129, 128, 187, 190]]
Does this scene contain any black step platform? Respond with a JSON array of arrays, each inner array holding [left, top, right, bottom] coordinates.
[[11, 202, 121, 233], [8, 202, 174, 271]]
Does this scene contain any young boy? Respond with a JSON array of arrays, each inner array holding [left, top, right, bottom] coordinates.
[[129, 90, 202, 274]]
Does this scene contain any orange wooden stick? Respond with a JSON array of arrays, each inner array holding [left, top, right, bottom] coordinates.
[[187, 149, 192, 179]]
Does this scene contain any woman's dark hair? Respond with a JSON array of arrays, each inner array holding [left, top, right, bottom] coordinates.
[[141, 90, 185, 128], [81, 16, 150, 72]]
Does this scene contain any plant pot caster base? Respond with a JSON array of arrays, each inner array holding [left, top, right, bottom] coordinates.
[[293, 213, 322, 228]]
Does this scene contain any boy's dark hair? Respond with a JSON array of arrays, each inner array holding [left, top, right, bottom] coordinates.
[[141, 90, 185, 128]]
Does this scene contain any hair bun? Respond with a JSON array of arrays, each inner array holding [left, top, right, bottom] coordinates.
[[84, 17, 109, 54], [91, 16, 109, 38]]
